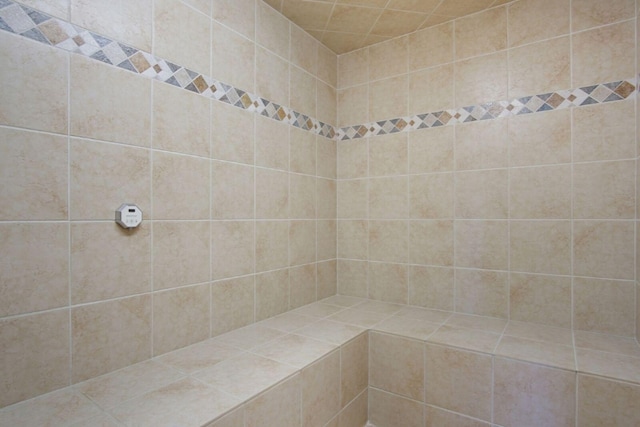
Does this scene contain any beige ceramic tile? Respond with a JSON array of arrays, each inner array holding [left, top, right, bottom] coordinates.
[[504, 321, 573, 346], [256, 47, 289, 107], [338, 85, 368, 127], [291, 26, 318, 76], [290, 127, 316, 176], [0, 388, 100, 426], [338, 48, 368, 89], [455, 119, 508, 171], [395, 306, 452, 324], [317, 178, 336, 219], [211, 101, 255, 164], [211, 221, 254, 279], [70, 222, 151, 304], [408, 126, 454, 174], [455, 169, 508, 219], [428, 325, 501, 354], [0, 32, 68, 134], [212, 0, 255, 40], [301, 351, 341, 427], [509, 109, 571, 167], [495, 336, 576, 370], [75, 360, 184, 410], [369, 75, 408, 121], [156, 339, 241, 375], [0, 309, 70, 408], [425, 344, 492, 421], [409, 220, 454, 266], [245, 374, 301, 427], [445, 313, 508, 333], [509, 36, 571, 99], [70, 55, 150, 147], [369, 221, 408, 263], [255, 269, 289, 321], [574, 330, 640, 358], [153, 221, 209, 290], [455, 268, 508, 318], [109, 377, 239, 427], [328, 307, 390, 328], [455, 7, 506, 60], [409, 64, 454, 116], [409, 22, 453, 71], [507, 0, 570, 47], [152, 81, 210, 157], [215, 324, 284, 350], [573, 160, 635, 219], [368, 133, 407, 177], [289, 264, 317, 309], [294, 302, 345, 318], [0, 128, 67, 220], [68, 413, 120, 427], [410, 174, 454, 219], [572, 0, 636, 31], [369, 177, 408, 219], [320, 295, 364, 308], [0, 223, 68, 317], [510, 221, 571, 275], [454, 51, 507, 108], [573, 220, 635, 280], [509, 273, 572, 328], [368, 387, 424, 427], [354, 299, 404, 315], [368, 262, 408, 304], [408, 266, 454, 310], [373, 316, 440, 341], [317, 220, 336, 261], [152, 151, 209, 219], [255, 221, 288, 271], [340, 333, 368, 407], [576, 348, 640, 384], [338, 139, 368, 179], [255, 169, 288, 219], [455, 221, 508, 270], [425, 405, 491, 427], [494, 357, 576, 427], [369, 37, 408, 81], [296, 319, 365, 346], [338, 389, 368, 427], [258, 311, 317, 333], [70, 139, 150, 220], [510, 165, 571, 219], [257, 0, 290, 59], [206, 407, 244, 427], [337, 180, 368, 219], [337, 260, 368, 298], [572, 21, 635, 87], [572, 98, 636, 162], [317, 44, 337, 88], [212, 21, 255, 92], [578, 374, 640, 427], [72, 296, 151, 382], [290, 67, 317, 118], [574, 277, 636, 336], [71, 0, 151, 51], [153, 285, 210, 356], [18, 0, 69, 19], [369, 332, 424, 400], [253, 333, 338, 368], [290, 175, 317, 219]]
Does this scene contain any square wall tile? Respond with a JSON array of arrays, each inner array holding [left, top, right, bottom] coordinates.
[[290, 175, 316, 219], [408, 126, 454, 174], [338, 220, 368, 260], [338, 389, 368, 427], [368, 133, 407, 177], [455, 268, 508, 318], [509, 109, 571, 167], [289, 264, 316, 309], [212, 161, 254, 219], [455, 6, 506, 60], [245, 374, 301, 427], [369, 332, 424, 400], [211, 101, 255, 165], [573, 160, 635, 219], [301, 350, 341, 427], [369, 75, 408, 122], [338, 85, 369, 128], [256, 115, 289, 171], [409, 64, 454, 116], [317, 44, 337, 88], [509, 273, 572, 328], [211, 221, 254, 280], [291, 26, 317, 76], [578, 374, 640, 426], [574, 220, 635, 280], [256, 221, 289, 272], [455, 221, 508, 270], [289, 220, 316, 266], [338, 48, 368, 89], [337, 260, 368, 298], [510, 221, 571, 275], [574, 277, 636, 336], [256, 0, 290, 60], [369, 37, 408, 81], [256, 169, 289, 219], [510, 165, 571, 219], [507, 0, 569, 47], [317, 81, 338, 126], [212, 21, 255, 92], [409, 174, 453, 219], [369, 220, 408, 264], [338, 140, 368, 179], [317, 178, 336, 220], [409, 22, 453, 71], [572, 0, 636, 31], [317, 220, 337, 261], [317, 260, 337, 299], [290, 66, 317, 118], [211, 276, 255, 336], [290, 128, 317, 176], [255, 269, 289, 321], [212, 0, 255, 40], [409, 266, 454, 311], [368, 387, 424, 427], [256, 47, 289, 108], [368, 262, 408, 304], [455, 119, 508, 171], [454, 51, 507, 108], [369, 177, 408, 219], [340, 333, 368, 408], [409, 220, 453, 266], [455, 169, 508, 219], [338, 180, 368, 219], [0, 128, 68, 221]]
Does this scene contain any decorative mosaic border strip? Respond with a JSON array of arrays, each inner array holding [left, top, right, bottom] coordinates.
[[337, 79, 638, 140], [1, 0, 637, 143], [0, 0, 336, 139]]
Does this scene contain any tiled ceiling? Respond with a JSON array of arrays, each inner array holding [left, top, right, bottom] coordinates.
[[263, 0, 513, 54]]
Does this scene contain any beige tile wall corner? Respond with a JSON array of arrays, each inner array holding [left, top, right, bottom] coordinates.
[[1, 0, 338, 408], [336, 0, 638, 337]]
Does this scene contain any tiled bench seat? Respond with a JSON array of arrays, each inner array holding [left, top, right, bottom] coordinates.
[[1, 296, 639, 427]]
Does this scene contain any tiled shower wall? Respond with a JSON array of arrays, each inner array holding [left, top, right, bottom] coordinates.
[[0, 0, 338, 408], [336, 0, 639, 336]]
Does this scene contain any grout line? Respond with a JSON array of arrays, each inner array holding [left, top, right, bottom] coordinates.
[[66, 48, 73, 387]]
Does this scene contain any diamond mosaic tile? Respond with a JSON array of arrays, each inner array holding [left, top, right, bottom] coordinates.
[[0, 0, 637, 143]]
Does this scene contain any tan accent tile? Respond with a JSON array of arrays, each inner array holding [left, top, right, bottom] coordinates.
[[455, 221, 508, 270], [211, 101, 255, 164], [245, 374, 301, 427], [253, 333, 338, 368], [340, 333, 368, 407], [369, 177, 408, 219], [409, 126, 454, 173], [0, 128, 67, 220], [369, 36, 408, 81], [494, 358, 576, 426], [213, 0, 255, 40], [510, 221, 571, 275], [455, 268, 508, 318], [409, 220, 454, 266], [509, 273, 572, 328], [574, 277, 636, 336], [255, 269, 289, 321], [215, 324, 284, 350], [369, 221, 408, 263], [370, 332, 424, 400], [0, 223, 68, 317], [510, 165, 571, 219], [338, 48, 368, 89], [156, 339, 241, 375], [0, 388, 99, 425], [454, 51, 507, 108], [289, 264, 317, 309], [369, 75, 408, 122], [109, 378, 239, 426], [509, 109, 571, 167], [368, 387, 424, 427], [409, 64, 454, 117], [455, 118, 508, 170], [572, 0, 636, 31], [456, 169, 508, 219], [337, 260, 368, 297], [509, 36, 570, 99], [71, 222, 151, 304], [425, 344, 492, 421], [574, 220, 635, 280], [290, 175, 317, 219], [572, 21, 635, 87], [425, 406, 491, 427], [72, 296, 151, 383], [508, 0, 570, 47], [578, 374, 640, 426], [212, 161, 254, 219], [328, 307, 391, 328], [455, 6, 507, 60], [573, 160, 635, 219], [256, 169, 288, 219], [409, 22, 453, 71], [368, 262, 408, 304], [211, 221, 254, 280], [152, 152, 209, 219], [428, 325, 501, 353], [0, 310, 70, 408], [373, 316, 440, 341], [409, 266, 454, 311], [496, 336, 575, 370], [301, 351, 341, 427]]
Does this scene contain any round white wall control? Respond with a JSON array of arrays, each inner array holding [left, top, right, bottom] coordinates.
[[115, 204, 143, 229]]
